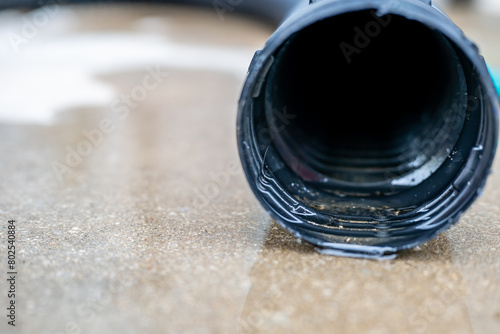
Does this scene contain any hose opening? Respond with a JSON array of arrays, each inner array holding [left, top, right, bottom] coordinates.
[[265, 11, 467, 196]]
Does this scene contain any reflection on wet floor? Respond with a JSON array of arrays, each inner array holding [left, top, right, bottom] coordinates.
[[238, 223, 476, 333]]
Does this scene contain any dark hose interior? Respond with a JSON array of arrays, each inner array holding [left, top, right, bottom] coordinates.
[[265, 11, 467, 200]]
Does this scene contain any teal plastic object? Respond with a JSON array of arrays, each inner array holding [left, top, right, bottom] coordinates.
[[489, 66, 500, 98]]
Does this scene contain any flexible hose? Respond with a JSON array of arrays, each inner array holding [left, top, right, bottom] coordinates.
[[0, 0, 308, 25]]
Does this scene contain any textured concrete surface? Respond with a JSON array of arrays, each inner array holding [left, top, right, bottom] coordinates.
[[0, 4, 499, 334]]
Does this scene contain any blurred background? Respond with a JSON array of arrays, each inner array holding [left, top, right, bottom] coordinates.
[[0, 1, 499, 334]]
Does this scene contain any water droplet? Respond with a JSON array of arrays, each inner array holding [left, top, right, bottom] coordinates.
[[472, 145, 483, 151]]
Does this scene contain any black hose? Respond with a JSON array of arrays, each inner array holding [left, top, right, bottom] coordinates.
[[3, 0, 499, 259], [238, 0, 499, 259], [0, 0, 307, 25]]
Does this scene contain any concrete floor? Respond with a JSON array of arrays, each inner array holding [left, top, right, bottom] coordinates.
[[0, 4, 499, 334]]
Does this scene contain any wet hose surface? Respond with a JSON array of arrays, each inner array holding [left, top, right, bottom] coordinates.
[[6, 0, 499, 259]]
